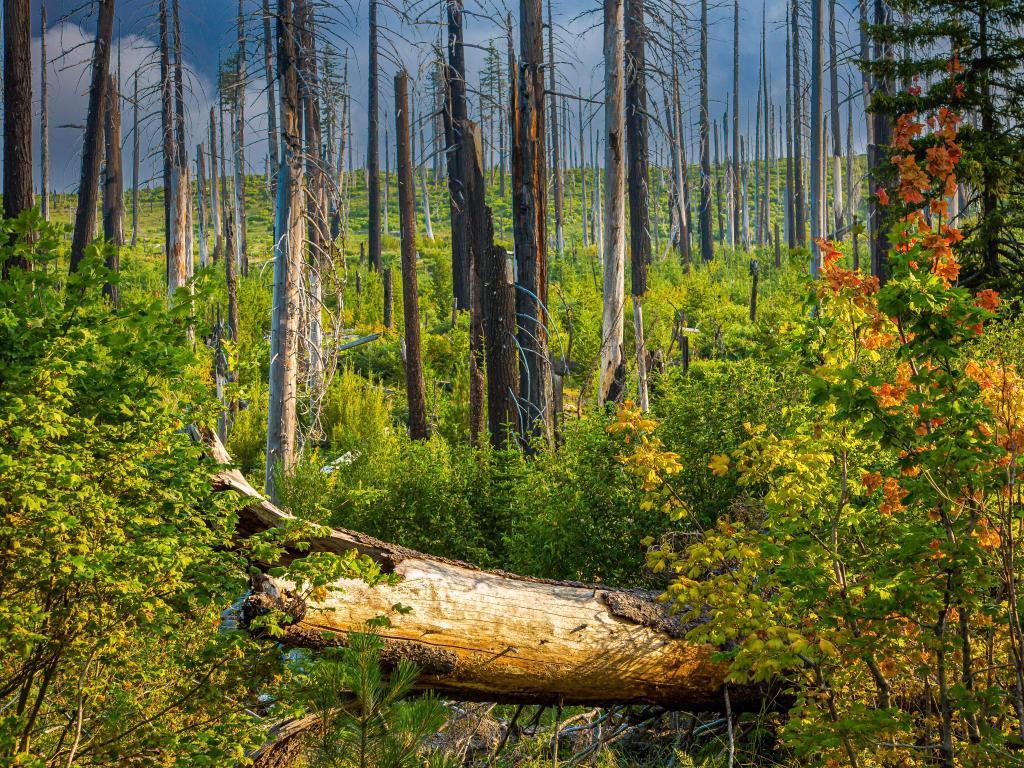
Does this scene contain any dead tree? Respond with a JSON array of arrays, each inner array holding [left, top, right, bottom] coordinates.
[[869, 0, 892, 285], [731, 0, 740, 250], [444, 0, 470, 311], [197, 143, 210, 268], [482, 223, 519, 445], [829, 0, 843, 234], [2, 0, 33, 236], [298, 0, 327, 397], [599, 0, 625, 406], [131, 73, 141, 247], [102, 73, 124, 304], [460, 120, 488, 446], [791, 0, 805, 246], [810, 0, 824, 275], [784, 6, 795, 248], [210, 108, 223, 261], [625, 0, 649, 410], [263, 0, 279, 197], [202, 434, 769, 713], [366, 0, 381, 271], [512, 0, 554, 443], [265, 0, 305, 500], [69, 0, 115, 273], [546, 0, 564, 258], [698, 0, 713, 263], [234, 0, 249, 275], [39, 3, 49, 223], [395, 72, 429, 440]]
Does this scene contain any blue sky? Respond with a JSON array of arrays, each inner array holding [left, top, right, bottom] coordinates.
[[29, 0, 868, 191]]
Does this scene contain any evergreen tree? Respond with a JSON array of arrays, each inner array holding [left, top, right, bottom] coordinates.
[[869, 0, 1024, 290]]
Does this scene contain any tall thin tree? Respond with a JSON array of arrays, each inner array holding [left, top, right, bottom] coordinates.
[[69, 0, 115, 273], [599, 0, 625, 406]]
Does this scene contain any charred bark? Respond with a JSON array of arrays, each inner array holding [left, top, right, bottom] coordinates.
[[395, 72, 429, 440]]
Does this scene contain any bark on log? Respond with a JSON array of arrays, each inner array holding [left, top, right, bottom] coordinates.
[[204, 433, 762, 712]]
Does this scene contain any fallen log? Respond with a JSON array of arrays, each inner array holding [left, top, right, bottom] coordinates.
[[206, 431, 764, 712]]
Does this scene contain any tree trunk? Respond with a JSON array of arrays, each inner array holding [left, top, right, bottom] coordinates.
[[203, 434, 766, 712], [546, 0, 564, 259], [598, 0, 625, 406], [731, 0, 740, 251], [265, 0, 305, 501], [809, 0, 824, 276], [512, 0, 553, 444], [158, 0, 173, 282], [784, 7, 794, 249], [698, 0, 713, 263], [869, 0, 892, 285], [210, 107, 223, 262], [234, 0, 249, 276], [131, 73, 141, 247], [2, 0, 32, 232], [69, 0, 115, 274], [197, 143, 210, 268], [395, 71, 429, 440], [367, 0, 381, 271], [482, 228, 519, 447], [263, 0, 279, 200], [460, 119, 487, 447], [298, 0, 326, 400], [625, 0, 649, 412], [39, 3, 49, 223], [444, 0, 470, 311], [102, 72, 123, 305], [791, 0, 805, 246], [828, 0, 843, 235]]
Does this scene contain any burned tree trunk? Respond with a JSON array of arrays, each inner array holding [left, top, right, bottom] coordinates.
[[546, 0, 564, 259], [263, 0, 279, 198], [698, 0, 713, 263], [39, 3, 49, 223], [624, 0, 649, 411], [599, 0, 625, 406], [102, 72, 124, 305], [828, 0, 843, 235], [444, 0, 470, 311], [809, 0, 824, 276], [234, 0, 249, 276], [791, 0, 805, 246], [395, 72, 429, 440], [69, 0, 115, 274], [265, 0, 305, 500], [512, 0, 553, 443], [131, 73, 141, 247], [3, 0, 33, 231], [460, 120, 487, 446], [197, 143, 210, 268], [366, 0, 381, 272], [482, 228, 519, 447]]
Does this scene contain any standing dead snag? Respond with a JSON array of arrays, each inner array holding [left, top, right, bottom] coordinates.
[[395, 72, 429, 440], [2, 0, 32, 237], [624, 0, 649, 412], [69, 0, 115, 274], [512, 0, 553, 444], [698, 0, 713, 264], [599, 0, 625, 406], [102, 72, 124, 305], [39, 3, 50, 224], [444, 0, 471, 311], [460, 120, 488, 446], [265, 0, 305, 500], [367, 0, 382, 272]]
